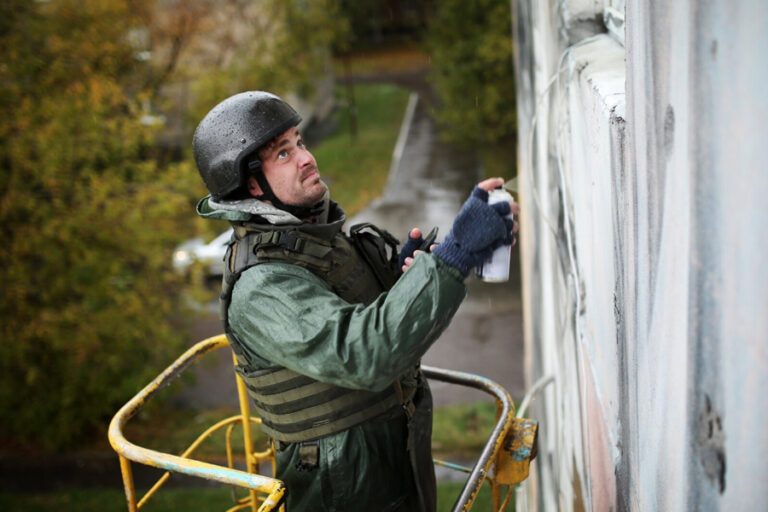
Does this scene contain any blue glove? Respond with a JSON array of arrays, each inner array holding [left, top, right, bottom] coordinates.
[[433, 187, 515, 277]]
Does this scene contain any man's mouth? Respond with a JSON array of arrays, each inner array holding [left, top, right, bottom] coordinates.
[[301, 167, 319, 183]]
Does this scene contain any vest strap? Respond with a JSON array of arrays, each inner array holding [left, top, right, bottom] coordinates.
[[237, 365, 402, 442], [259, 389, 401, 442]]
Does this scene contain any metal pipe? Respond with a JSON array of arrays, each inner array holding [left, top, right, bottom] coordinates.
[[421, 365, 516, 512], [234, 350, 260, 512], [516, 374, 555, 418], [118, 455, 138, 512], [138, 415, 247, 509], [433, 458, 473, 474]]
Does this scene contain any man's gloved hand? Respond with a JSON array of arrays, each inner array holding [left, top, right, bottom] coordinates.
[[433, 184, 516, 277], [399, 228, 440, 273], [398, 229, 425, 271]]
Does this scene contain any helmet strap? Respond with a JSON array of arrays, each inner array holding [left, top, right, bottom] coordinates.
[[247, 159, 324, 220]]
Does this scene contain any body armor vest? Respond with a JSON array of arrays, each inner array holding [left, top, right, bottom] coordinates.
[[220, 209, 415, 443]]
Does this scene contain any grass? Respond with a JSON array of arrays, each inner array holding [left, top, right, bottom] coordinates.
[[432, 400, 498, 459], [437, 481, 500, 511], [0, 481, 503, 512], [0, 488, 230, 512], [310, 83, 411, 217]]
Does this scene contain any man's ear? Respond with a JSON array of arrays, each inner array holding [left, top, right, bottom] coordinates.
[[247, 175, 263, 197]]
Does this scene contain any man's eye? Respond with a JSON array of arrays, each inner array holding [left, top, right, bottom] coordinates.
[[297, 140, 305, 148], [277, 150, 288, 159]]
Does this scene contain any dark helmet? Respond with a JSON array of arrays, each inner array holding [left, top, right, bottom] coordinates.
[[193, 91, 302, 200]]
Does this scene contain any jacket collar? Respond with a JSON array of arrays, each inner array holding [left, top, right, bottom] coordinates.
[[196, 192, 346, 239]]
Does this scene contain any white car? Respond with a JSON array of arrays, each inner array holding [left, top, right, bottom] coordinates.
[[173, 228, 233, 277]]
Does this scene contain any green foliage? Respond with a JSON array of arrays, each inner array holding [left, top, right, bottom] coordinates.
[[427, 0, 517, 149], [336, 0, 432, 49], [0, 0, 199, 449], [188, 0, 350, 125]]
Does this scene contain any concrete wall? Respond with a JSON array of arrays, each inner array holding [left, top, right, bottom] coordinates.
[[511, 1, 768, 510]]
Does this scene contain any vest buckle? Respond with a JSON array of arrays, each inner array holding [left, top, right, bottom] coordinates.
[[277, 232, 304, 252]]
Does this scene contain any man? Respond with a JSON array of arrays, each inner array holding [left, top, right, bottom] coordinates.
[[193, 91, 518, 511]]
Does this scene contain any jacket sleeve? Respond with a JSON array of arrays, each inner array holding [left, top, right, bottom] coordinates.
[[228, 253, 467, 391]]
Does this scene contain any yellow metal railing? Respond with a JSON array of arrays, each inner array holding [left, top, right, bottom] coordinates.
[[422, 366, 538, 512], [108, 335, 284, 512], [108, 335, 537, 512]]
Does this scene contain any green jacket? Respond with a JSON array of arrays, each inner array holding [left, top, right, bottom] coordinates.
[[198, 196, 467, 511]]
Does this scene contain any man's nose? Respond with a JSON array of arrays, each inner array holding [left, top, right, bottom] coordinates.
[[297, 147, 314, 167]]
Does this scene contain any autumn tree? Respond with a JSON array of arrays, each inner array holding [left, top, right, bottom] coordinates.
[[186, 0, 350, 125], [427, 0, 517, 160], [0, 0, 352, 450], [0, 0, 199, 449]]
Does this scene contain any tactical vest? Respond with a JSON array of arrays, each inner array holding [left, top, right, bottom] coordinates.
[[220, 213, 417, 443]]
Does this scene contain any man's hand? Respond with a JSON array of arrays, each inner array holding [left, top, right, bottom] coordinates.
[[432, 177, 519, 277], [400, 228, 439, 273], [477, 177, 521, 222]]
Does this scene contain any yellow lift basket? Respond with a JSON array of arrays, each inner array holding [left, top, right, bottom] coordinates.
[[108, 335, 538, 512]]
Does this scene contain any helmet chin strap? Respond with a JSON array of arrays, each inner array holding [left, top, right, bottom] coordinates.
[[248, 159, 324, 219]]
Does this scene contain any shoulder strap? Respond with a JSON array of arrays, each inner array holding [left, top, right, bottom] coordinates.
[[349, 223, 400, 291], [237, 229, 334, 270]]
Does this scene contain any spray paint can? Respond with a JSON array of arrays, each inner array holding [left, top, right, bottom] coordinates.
[[476, 188, 514, 282]]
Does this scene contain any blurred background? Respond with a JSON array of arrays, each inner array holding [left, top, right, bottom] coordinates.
[[0, 0, 519, 509]]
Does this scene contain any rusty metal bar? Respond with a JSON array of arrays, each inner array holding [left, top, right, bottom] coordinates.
[[137, 415, 248, 509], [421, 365, 516, 512], [433, 458, 473, 474], [108, 335, 286, 512], [118, 454, 138, 512], [234, 350, 260, 512]]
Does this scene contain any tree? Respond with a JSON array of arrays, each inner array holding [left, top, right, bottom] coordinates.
[[0, 0, 198, 449], [427, 0, 517, 154], [0, 0, 353, 451], [186, 0, 350, 125], [337, 0, 432, 47]]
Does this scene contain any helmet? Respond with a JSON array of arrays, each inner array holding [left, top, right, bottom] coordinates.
[[193, 91, 302, 200]]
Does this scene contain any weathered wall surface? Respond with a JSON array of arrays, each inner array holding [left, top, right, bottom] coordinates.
[[511, 1, 768, 510]]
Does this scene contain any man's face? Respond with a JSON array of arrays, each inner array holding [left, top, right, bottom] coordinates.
[[252, 126, 327, 207]]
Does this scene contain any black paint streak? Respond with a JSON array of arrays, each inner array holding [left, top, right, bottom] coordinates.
[[663, 105, 675, 161], [697, 394, 727, 493]]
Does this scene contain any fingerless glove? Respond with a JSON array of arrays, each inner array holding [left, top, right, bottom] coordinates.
[[398, 231, 425, 270], [433, 187, 515, 277]]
